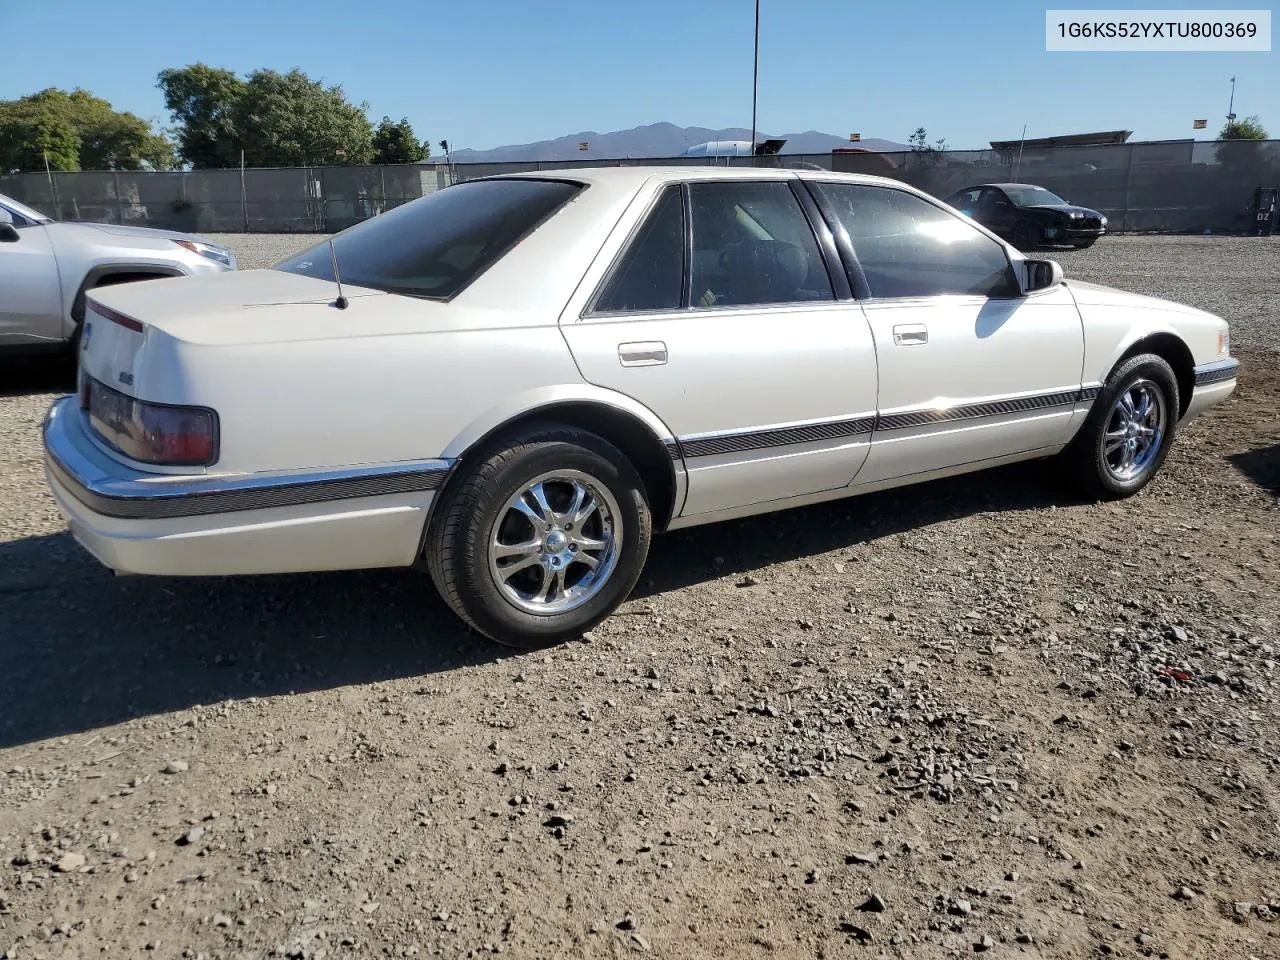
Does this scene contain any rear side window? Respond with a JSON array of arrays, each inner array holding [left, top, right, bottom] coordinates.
[[273, 178, 581, 300], [812, 182, 1019, 299], [593, 186, 684, 313], [688, 181, 834, 308]]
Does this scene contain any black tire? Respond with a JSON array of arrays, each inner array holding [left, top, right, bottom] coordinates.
[[425, 422, 652, 649], [1012, 220, 1040, 251], [1065, 353, 1180, 500], [1073, 239, 1097, 249]]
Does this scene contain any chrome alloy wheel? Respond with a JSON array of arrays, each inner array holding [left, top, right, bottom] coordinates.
[[487, 470, 622, 616], [1103, 379, 1167, 482]]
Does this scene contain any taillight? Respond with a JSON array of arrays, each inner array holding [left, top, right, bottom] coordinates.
[[85, 378, 218, 467]]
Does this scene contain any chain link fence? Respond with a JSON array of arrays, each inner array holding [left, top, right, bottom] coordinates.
[[3, 139, 1277, 234]]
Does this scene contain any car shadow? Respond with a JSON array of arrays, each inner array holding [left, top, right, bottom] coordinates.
[[0, 459, 1080, 748], [1227, 443, 1280, 496], [0, 355, 76, 397]]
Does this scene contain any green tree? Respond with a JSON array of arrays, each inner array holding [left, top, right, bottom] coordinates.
[[0, 102, 80, 172], [1218, 115, 1267, 140], [1214, 114, 1277, 199], [233, 69, 373, 167], [372, 116, 428, 164], [157, 64, 246, 169], [0, 88, 173, 173], [908, 126, 948, 153]]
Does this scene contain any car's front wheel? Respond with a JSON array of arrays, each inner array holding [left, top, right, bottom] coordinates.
[[425, 423, 652, 649], [1012, 220, 1040, 250], [1066, 353, 1180, 499]]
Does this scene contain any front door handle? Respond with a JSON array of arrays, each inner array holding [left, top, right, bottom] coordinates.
[[618, 341, 667, 367], [892, 324, 928, 346]]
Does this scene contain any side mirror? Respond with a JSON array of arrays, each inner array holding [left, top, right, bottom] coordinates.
[[1023, 258, 1063, 293], [0, 223, 18, 243]]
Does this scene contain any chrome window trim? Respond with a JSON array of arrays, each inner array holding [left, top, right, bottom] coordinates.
[[43, 398, 452, 521], [577, 297, 863, 325]]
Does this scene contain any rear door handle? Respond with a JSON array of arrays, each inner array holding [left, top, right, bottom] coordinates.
[[618, 341, 667, 366], [892, 324, 928, 346]]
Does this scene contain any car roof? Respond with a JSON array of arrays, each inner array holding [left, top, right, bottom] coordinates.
[[492, 164, 908, 194]]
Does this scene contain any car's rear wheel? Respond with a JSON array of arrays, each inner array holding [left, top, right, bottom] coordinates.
[[1065, 353, 1179, 499], [425, 423, 652, 649], [1012, 220, 1040, 251]]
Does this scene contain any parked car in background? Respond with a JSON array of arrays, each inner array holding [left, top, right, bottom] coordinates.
[[0, 193, 236, 355], [942, 182, 1107, 250], [43, 167, 1236, 649]]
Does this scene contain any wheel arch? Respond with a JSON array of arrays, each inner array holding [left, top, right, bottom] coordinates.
[[1110, 332, 1195, 418], [69, 264, 186, 327], [435, 389, 686, 534]]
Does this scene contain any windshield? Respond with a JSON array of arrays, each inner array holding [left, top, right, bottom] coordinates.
[[0, 193, 54, 224], [1004, 186, 1069, 207], [273, 178, 583, 300]]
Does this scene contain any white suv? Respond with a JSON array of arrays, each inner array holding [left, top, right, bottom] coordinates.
[[0, 193, 236, 355]]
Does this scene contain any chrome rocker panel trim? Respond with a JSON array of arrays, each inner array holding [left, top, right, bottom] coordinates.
[[43, 397, 452, 521], [679, 415, 877, 459], [672, 386, 1094, 459]]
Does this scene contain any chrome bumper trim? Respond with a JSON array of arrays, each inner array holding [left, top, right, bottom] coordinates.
[[1193, 357, 1240, 386], [43, 397, 452, 521]]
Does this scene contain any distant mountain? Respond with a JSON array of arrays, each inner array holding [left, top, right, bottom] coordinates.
[[445, 122, 908, 163]]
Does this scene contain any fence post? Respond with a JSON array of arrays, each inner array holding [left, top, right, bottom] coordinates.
[[379, 165, 386, 217], [1120, 145, 1134, 234], [114, 171, 124, 225]]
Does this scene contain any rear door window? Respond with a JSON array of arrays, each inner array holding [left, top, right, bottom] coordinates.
[[592, 186, 684, 313]]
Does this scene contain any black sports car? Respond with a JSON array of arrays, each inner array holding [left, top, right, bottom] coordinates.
[[942, 183, 1107, 250]]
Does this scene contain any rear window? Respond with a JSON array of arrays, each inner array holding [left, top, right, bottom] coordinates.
[[273, 178, 582, 300]]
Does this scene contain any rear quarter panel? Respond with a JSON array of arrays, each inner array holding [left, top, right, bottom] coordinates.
[[168, 318, 587, 475]]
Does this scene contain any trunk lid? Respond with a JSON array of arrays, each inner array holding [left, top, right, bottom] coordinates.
[[77, 269, 385, 402]]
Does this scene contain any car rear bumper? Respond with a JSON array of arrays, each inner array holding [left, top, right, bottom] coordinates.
[[42, 396, 449, 576]]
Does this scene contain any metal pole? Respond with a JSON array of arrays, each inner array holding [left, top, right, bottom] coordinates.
[[1013, 124, 1027, 181], [240, 149, 248, 233], [1226, 75, 1236, 124], [43, 152, 59, 217], [749, 0, 760, 163], [1120, 143, 1134, 233]]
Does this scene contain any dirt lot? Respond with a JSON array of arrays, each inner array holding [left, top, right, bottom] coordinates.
[[1, 236, 1278, 960]]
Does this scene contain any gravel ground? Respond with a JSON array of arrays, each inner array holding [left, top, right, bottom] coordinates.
[[1, 236, 1278, 960]]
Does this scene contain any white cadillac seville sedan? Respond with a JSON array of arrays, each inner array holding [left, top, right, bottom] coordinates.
[[43, 167, 1239, 648]]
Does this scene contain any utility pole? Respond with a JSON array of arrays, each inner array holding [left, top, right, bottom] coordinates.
[[1226, 75, 1237, 128], [749, 0, 760, 162], [1013, 124, 1027, 181]]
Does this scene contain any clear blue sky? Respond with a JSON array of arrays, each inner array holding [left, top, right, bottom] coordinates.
[[2, 0, 1274, 150]]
